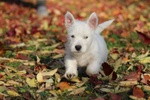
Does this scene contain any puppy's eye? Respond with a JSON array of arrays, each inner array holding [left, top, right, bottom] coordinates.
[[84, 36, 88, 39], [71, 35, 75, 38]]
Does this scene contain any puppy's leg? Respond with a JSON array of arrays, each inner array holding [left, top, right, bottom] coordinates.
[[86, 61, 102, 76], [64, 57, 78, 79]]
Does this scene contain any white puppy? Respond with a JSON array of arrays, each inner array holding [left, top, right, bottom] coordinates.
[[64, 11, 114, 79]]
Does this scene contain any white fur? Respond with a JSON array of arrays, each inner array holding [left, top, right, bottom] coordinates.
[[64, 11, 114, 79]]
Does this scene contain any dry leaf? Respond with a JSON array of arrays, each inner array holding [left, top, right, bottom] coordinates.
[[55, 73, 61, 83], [119, 81, 138, 87], [141, 74, 150, 85], [70, 77, 81, 83], [36, 72, 44, 83], [114, 58, 121, 72], [129, 95, 145, 100], [7, 90, 20, 96], [57, 82, 71, 91], [69, 87, 86, 95], [42, 68, 58, 76], [133, 87, 144, 98], [26, 78, 37, 87]]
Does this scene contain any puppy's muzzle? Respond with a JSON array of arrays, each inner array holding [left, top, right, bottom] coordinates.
[[75, 45, 81, 51]]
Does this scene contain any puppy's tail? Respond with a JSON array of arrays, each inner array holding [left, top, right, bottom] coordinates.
[[95, 19, 114, 34]]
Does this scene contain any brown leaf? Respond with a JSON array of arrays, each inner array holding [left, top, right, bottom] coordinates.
[[15, 53, 29, 60], [56, 34, 66, 43], [112, 72, 117, 80], [109, 93, 122, 100], [123, 72, 140, 81], [102, 62, 113, 76], [94, 98, 105, 100], [141, 74, 150, 85], [133, 87, 144, 98], [90, 75, 102, 85]]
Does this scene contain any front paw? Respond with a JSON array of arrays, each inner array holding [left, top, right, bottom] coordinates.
[[64, 70, 78, 79]]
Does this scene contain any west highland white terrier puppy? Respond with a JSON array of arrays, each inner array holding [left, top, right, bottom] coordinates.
[[64, 11, 114, 79]]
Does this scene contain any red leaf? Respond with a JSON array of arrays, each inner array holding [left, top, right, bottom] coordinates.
[[90, 75, 102, 85], [109, 93, 122, 100], [133, 87, 144, 98], [15, 54, 29, 60], [94, 98, 105, 100], [136, 31, 150, 44], [0, 74, 3, 78], [112, 72, 117, 80], [102, 62, 113, 76]]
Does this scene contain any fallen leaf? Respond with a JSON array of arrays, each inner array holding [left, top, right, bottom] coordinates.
[[94, 97, 105, 100], [119, 80, 138, 87], [90, 75, 102, 85], [57, 82, 71, 91], [102, 62, 113, 76], [55, 73, 61, 83], [7, 90, 20, 96], [141, 74, 150, 85], [123, 72, 140, 81], [129, 95, 145, 100], [36, 72, 44, 83], [136, 31, 150, 44], [143, 85, 150, 91], [26, 78, 37, 87], [70, 77, 81, 83], [69, 87, 86, 95], [109, 93, 122, 100], [0, 86, 7, 93], [41, 68, 58, 76], [114, 58, 121, 72], [139, 57, 150, 64], [133, 87, 144, 98]]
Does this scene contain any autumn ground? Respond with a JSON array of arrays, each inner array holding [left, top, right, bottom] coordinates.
[[0, 0, 150, 100]]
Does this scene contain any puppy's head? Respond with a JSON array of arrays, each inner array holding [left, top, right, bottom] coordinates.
[[65, 12, 98, 53]]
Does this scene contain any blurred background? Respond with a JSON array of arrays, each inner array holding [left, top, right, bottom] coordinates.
[[0, 0, 150, 44]]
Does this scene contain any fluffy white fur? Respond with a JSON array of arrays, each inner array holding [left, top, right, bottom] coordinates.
[[64, 11, 114, 79]]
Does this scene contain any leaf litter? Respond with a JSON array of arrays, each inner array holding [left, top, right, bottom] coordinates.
[[0, 0, 150, 99]]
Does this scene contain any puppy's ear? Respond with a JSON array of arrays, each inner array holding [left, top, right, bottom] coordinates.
[[87, 12, 98, 29], [95, 19, 114, 34], [65, 11, 75, 28]]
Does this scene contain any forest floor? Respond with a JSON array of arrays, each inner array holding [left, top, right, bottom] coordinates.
[[0, 0, 150, 100]]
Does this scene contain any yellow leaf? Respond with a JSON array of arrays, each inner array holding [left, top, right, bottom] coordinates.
[[137, 51, 149, 59], [70, 77, 81, 83], [0, 86, 7, 93], [7, 90, 20, 96], [36, 72, 44, 83], [55, 73, 61, 83], [110, 53, 119, 60], [143, 85, 150, 91], [129, 95, 145, 100], [69, 87, 86, 95], [36, 68, 58, 83], [114, 58, 121, 72], [7, 80, 22, 86], [119, 81, 138, 87], [100, 88, 114, 93], [139, 57, 150, 64], [16, 70, 26, 75], [42, 68, 58, 76], [26, 78, 37, 87], [49, 90, 58, 97]]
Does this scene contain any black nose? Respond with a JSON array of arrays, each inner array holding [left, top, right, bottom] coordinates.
[[75, 45, 81, 51]]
